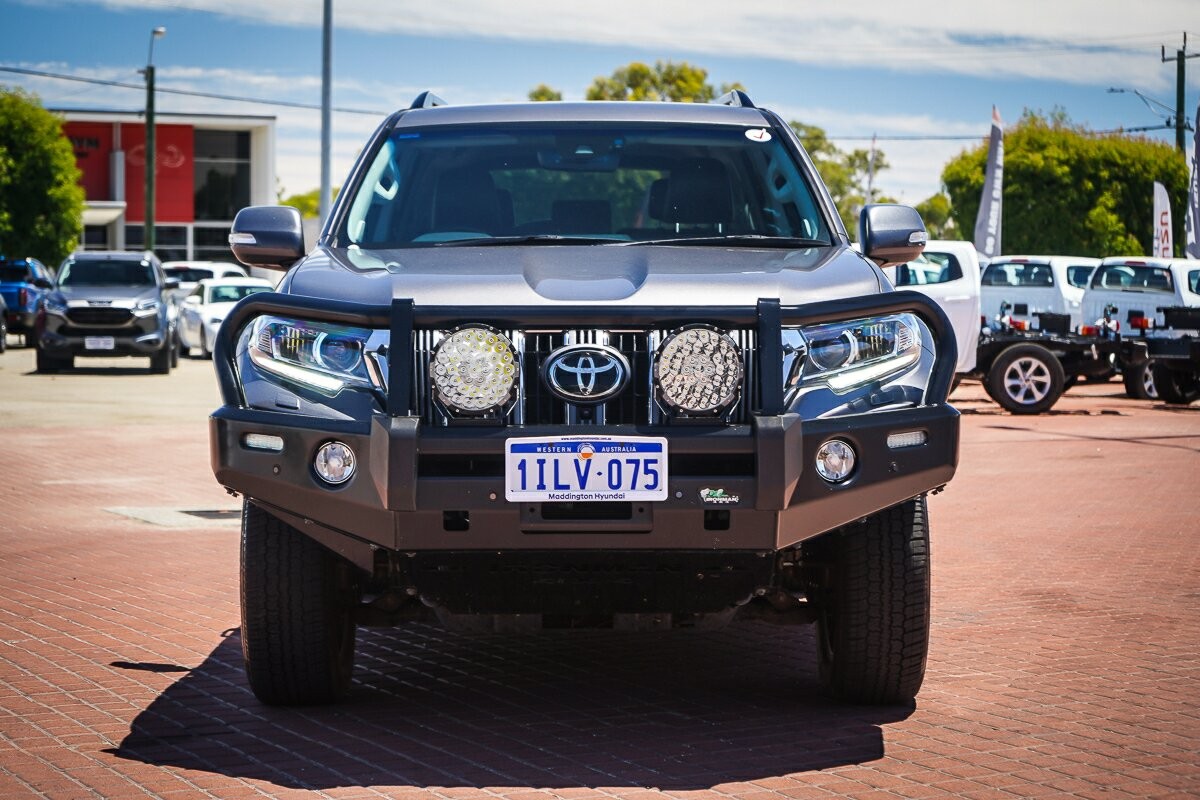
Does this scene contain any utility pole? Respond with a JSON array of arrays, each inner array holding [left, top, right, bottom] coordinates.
[[1162, 33, 1198, 153], [142, 26, 166, 253], [319, 0, 332, 227]]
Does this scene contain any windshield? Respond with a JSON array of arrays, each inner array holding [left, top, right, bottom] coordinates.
[[59, 259, 155, 287], [340, 123, 832, 248], [982, 262, 1054, 287], [894, 253, 963, 286], [166, 267, 215, 283], [206, 284, 270, 304], [1090, 264, 1174, 293], [1066, 265, 1093, 288]]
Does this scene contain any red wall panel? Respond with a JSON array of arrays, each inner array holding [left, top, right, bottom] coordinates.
[[121, 123, 195, 223], [64, 122, 113, 201]]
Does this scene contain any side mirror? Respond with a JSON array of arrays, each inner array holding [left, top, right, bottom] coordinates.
[[33, 278, 53, 289], [229, 206, 305, 270], [185, 295, 201, 305], [858, 204, 927, 268], [164, 277, 181, 290]]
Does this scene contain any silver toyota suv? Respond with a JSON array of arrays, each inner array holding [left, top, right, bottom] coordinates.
[[212, 92, 959, 707]]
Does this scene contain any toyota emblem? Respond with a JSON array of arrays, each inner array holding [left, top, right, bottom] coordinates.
[[542, 344, 630, 404]]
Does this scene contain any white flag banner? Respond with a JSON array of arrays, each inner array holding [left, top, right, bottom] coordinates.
[[973, 106, 1003, 259], [1152, 181, 1173, 258], [1186, 101, 1199, 260]]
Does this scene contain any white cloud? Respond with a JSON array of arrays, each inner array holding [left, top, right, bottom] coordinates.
[[46, 0, 1192, 91]]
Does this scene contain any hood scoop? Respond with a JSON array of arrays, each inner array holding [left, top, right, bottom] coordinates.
[[523, 252, 648, 301]]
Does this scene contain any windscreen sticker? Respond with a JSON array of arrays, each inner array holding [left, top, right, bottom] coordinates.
[[745, 129, 772, 143]]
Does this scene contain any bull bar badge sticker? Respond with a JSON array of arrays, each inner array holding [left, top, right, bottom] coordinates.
[[699, 487, 740, 505]]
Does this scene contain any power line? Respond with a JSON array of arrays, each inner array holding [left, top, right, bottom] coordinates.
[[0, 65, 388, 115], [3, 64, 1183, 143]]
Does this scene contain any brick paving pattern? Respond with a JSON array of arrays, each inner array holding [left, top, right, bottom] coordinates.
[[1, 350, 1198, 799]]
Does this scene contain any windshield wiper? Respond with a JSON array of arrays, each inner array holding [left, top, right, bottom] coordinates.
[[432, 235, 622, 247], [622, 235, 829, 248]]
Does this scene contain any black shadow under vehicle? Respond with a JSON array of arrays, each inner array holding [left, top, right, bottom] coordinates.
[[210, 92, 961, 707], [36, 251, 177, 373]]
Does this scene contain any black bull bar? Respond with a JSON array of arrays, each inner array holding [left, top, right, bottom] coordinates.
[[212, 290, 959, 414]]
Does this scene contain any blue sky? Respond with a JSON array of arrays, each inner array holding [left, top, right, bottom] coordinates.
[[1, 0, 1196, 204]]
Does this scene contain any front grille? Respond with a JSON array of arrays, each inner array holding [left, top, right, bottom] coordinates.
[[413, 326, 759, 426], [66, 307, 133, 326]]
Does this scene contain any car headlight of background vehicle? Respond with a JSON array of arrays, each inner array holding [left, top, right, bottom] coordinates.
[[244, 315, 381, 397], [43, 296, 68, 316], [783, 313, 934, 414]]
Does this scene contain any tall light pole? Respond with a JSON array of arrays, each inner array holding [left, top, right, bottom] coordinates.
[[141, 26, 166, 253]]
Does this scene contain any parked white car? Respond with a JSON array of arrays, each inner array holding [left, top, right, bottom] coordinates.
[[1082, 257, 1200, 331], [980, 256, 1100, 331], [178, 277, 274, 358], [163, 261, 248, 305], [882, 239, 981, 376]]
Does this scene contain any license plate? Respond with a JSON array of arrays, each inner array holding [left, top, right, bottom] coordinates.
[[505, 435, 668, 503], [84, 336, 115, 350]]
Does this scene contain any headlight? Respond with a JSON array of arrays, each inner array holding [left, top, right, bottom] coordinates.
[[788, 314, 923, 394], [135, 298, 161, 314], [430, 326, 518, 413], [247, 315, 378, 396], [654, 326, 743, 414], [43, 297, 68, 316]]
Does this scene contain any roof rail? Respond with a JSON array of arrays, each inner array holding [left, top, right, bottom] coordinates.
[[713, 90, 756, 109], [409, 91, 448, 110]]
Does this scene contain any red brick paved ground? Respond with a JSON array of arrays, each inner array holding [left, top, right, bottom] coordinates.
[[1, 348, 1198, 799]]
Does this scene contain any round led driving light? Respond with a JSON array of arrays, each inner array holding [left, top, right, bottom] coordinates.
[[314, 441, 356, 485], [655, 327, 744, 413], [431, 326, 518, 413], [815, 439, 856, 483]]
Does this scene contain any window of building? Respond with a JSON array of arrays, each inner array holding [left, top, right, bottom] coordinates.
[[81, 225, 109, 250], [194, 130, 251, 221], [126, 224, 189, 262], [193, 225, 235, 263]]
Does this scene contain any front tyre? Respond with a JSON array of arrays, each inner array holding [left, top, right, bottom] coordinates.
[[240, 500, 358, 705], [986, 344, 1065, 414], [1153, 363, 1200, 405], [149, 343, 172, 374], [813, 497, 931, 705], [35, 348, 72, 373]]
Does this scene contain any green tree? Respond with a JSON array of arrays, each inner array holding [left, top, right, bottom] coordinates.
[[790, 121, 891, 231], [586, 60, 716, 103], [942, 110, 1188, 256], [281, 186, 339, 219], [0, 87, 84, 264], [915, 193, 957, 240], [528, 84, 562, 102]]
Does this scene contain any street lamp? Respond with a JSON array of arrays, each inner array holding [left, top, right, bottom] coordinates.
[[141, 26, 166, 253]]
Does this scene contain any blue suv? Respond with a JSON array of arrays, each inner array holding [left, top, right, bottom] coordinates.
[[1, 256, 55, 346]]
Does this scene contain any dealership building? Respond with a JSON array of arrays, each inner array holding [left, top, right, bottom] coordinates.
[[60, 110, 276, 263]]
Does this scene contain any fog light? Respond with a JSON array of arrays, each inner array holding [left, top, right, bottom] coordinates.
[[886, 430, 927, 449], [314, 441, 355, 485], [243, 433, 284, 452], [815, 439, 856, 483]]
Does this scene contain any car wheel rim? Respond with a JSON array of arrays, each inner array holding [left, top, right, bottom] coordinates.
[[1143, 364, 1158, 400], [1004, 357, 1051, 404]]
